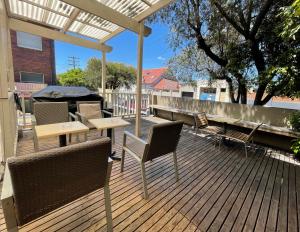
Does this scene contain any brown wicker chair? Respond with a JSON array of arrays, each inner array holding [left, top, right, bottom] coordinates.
[[1, 138, 113, 232], [121, 121, 184, 199], [75, 101, 114, 142], [219, 123, 263, 158], [32, 102, 75, 151]]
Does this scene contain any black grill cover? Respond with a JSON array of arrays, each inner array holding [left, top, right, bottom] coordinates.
[[32, 86, 103, 113]]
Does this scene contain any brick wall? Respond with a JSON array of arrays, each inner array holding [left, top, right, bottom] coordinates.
[[10, 30, 56, 85]]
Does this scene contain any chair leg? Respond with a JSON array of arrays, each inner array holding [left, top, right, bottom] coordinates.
[[69, 134, 72, 143], [173, 152, 179, 181], [112, 129, 115, 145], [120, 149, 125, 172], [104, 185, 113, 232], [33, 130, 39, 152], [218, 137, 222, 151], [244, 143, 248, 158], [140, 162, 149, 199]]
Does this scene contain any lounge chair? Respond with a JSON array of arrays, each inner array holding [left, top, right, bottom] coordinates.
[[32, 102, 75, 150], [1, 138, 113, 232], [121, 121, 184, 199], [194, 112, 224, 144], [219, 123, 263, 158]]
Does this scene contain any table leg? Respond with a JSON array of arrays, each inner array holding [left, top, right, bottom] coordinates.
[[59, 135, 67, 147], [107, 128, 121, 161]]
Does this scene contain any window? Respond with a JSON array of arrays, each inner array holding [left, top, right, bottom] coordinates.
[[221, 88, 226, 92], [17, 32, 42, 51], [20, 72, 44, 83]]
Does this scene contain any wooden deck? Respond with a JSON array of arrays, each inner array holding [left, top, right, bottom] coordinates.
[[1, 117, 300, 232]]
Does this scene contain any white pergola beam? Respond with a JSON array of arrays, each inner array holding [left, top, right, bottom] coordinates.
[[9, 19, 113, 52], [140, 0, 152, 6], [100, 0, 174, 43], [61, 0, 151, 36], [62, 8, 81, 33]]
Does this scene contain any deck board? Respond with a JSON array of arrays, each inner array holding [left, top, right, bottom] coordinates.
[[0, 117, 299, 232]]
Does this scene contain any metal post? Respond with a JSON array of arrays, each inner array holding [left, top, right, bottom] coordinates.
[[102, 50, 106, 106]]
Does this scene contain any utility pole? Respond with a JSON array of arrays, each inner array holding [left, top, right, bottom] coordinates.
[[68, 56, 80, 69]]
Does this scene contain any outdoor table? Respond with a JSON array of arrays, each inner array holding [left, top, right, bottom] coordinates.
[[89, 117, 130, 161], [34, 121, 89, 151]]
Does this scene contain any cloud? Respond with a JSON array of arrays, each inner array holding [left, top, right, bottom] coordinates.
[[157, 56, 166, 61]]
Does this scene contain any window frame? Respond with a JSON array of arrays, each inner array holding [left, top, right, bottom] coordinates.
[[16, 31, 43, 51], [19, 71, 45, 84]]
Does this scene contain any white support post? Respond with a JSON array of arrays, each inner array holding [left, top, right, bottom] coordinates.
[[135, 22, 144, 137], [102, 51, 106, 105]]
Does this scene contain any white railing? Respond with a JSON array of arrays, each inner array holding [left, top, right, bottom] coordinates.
[[103, 92, 151, 117]]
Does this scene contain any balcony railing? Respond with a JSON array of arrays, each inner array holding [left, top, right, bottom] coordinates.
[[103, 92, 151, 117]]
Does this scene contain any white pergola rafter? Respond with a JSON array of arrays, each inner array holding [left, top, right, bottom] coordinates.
[[61, 0, 152, 36], [9, 18, 112, 52], [100, 0, 174, 43], [62, 8, 81, 33]]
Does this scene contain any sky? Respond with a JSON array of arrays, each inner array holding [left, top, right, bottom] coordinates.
[[55, 23, 175, 74]]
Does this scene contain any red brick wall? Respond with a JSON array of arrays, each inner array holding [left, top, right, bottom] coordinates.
[[10, 30, 56, 85]]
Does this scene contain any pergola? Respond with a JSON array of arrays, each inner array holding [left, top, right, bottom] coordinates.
[[3, 0, 173, 137]]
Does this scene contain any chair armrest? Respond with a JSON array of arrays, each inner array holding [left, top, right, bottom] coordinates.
[[31, 115, 37, 126], [1, 163, 18, 230], [102, 110, 113, 117], [75, 112, 87, 123], [68, 112, 77, 121], [123, 131, 148, 147]]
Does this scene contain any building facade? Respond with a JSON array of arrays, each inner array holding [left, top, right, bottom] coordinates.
[[11, 30, 56, 85]]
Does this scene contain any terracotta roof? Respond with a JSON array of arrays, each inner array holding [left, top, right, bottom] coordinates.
[[143, 67, 179, 91], [154, 78, 179, 91], [143, 67, 168, 84]]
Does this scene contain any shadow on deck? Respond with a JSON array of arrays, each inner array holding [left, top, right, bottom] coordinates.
[[0, 117, 299, 232]]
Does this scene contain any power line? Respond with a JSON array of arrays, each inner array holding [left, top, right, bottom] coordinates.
[[68, 56, 80, 69]]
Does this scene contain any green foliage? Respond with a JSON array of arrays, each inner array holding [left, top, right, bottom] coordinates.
[[291, 139, 300, 159], [280, 0, 300, 39], [289, 111, 300, 132], [150, 0, 299, 105], [84, 58, 102, 90], [106, 62, 136, 89], [59, 58, 136, 90], [58, 68, 86, 87]]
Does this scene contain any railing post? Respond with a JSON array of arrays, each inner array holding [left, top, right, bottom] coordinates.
[[21, 96, 26, 129]]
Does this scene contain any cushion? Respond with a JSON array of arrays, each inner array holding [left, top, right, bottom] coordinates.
[[79, 103, 102, 119]]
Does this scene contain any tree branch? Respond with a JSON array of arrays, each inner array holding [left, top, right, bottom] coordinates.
[[212, 1, 247, 37], [250, 0, 274, 37]]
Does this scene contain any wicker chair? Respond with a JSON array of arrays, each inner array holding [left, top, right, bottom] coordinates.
[[1, 138, 113, 232], [75, 101, 115, 142], [219, 123, 263, 158], [121, 121, 184, 199], [32, 102, 75, 151]]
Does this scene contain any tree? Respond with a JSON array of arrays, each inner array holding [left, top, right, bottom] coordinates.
[[84, 58, 136, 90], [84, 58, 102, 90], [151, 0, 299, 105], [106, 62, 136, 89], [58, 68, 86, 87]]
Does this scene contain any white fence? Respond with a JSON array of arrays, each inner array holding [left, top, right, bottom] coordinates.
[[103, 92, 151, 117]]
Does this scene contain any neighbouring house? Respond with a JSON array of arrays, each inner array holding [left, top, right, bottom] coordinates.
[[142, 67, 179, 91], [11, 30, 56, 85]]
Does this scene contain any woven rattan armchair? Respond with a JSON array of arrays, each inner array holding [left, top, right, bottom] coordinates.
[[219, 123, 263, 158], [75, 101, 114, 142], [1, 138, 113, 232], [121, 121, 183, 199], [32, 102, 75, 151]]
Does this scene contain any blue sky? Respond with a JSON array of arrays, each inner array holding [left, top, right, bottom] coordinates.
[[55, 23, 175, 74]]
